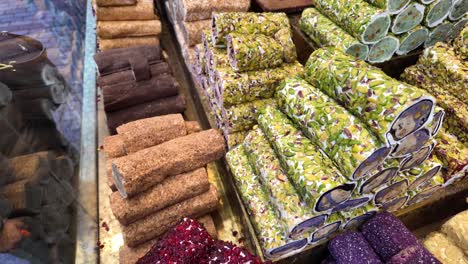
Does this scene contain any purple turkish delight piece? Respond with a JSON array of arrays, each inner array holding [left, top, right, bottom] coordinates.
[[387, 244, 441, 264], [329, 231, 383, 264], [361, 212, 419, 261]]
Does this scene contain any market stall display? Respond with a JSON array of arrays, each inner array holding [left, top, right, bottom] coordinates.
[[95, 0, 160, 50]]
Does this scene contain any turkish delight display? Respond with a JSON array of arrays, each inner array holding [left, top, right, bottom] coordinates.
[[277, 77, 391, 180], [367, 35, 400, 63], [112, 129, 225, 198], [243, 128, 322, 238], [312, 0, 391, 44], [362, 212, 420, 261], [257, 106, 354, 212], [329, 232, 383, 264], [391, 3, 425, 34], [299, 8, 369, 60], [226, 146, 308, 259], [305, 48, 435, 145]]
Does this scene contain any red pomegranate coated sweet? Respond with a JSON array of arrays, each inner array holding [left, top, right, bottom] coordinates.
[[137, 218, 214, 264], [203, 240, 265, 264]]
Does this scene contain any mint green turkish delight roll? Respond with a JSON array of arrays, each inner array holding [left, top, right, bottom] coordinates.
[[424, 0, 453, 28], [299, 8, 369, 60], [277, 77, 393, 180], [367, 35, 400, 63], [449, 0, 468, 21], [312, 0, 391, 44], [215, 62, 303, 107], [226, 33, 284, 72], [396, 26, 429, 55], [211, 12, 290, 46], [226, 146, 308, 259], [305, 48, 435, 144], [243, 127, 326, 238], [257, 106, 355, 213], [424, 21, 454, 47], [220, 98, 277, 134], [362, 0, 411, 14], [391, 3, 425, 34]]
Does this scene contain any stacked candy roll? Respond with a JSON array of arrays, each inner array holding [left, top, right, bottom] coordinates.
[[391, 3, 426, 34], [305, 48, 437, 153], [226, 146, 308, 260], [243, 128, 326, 239], [257, 106, 355, 213], [433, 130, 468, 183], [299, 8, 370, 60], [277, 77, 393, 181]]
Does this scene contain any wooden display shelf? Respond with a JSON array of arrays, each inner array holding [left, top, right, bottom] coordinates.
[[289, 15, 422, 79]]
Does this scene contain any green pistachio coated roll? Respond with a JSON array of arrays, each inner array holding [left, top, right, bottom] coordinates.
[[453, 25, 468, 61], [362, 0, 411, 14], [434, 130, 468, 182], [211, 12, 290, 46], [243, 128, 322, 239], [215, 61, 303, 107], [277, 77, 392, 180], [226, 146, 308, 259], [299, 8, 369, 60], [396, 26, 429, 55], [305, 48, 435, 144], [225, 131, 248, 149], [227, 33, 284, 72], [391, 3, 425, 34], [274, 28, 298, 63], [312, 0, 391, 44], [424, 0, 453, 28], [257, 105, 355, 213]]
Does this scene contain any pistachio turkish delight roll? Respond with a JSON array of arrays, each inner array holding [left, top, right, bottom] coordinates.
[[453, 26, 468, 60], [226, 33, 284, 72], [220, 98, 276, 134], [244, 128, 325, 238], [310, 213, 344, 243], [274, 28, 298, 63], [305, 48, 435, 143], [341, 204, 378, 230], [257, 106, 355, 213], [391, 3, 425, 34], [367, 35, 400, 63], [211, 12, 290, 46], [277, 77, 392, 180], [225, 131, 248, 149], [226, 146, 308, 259], [399, 141, 435, 170], [362, 0, 411, 14], [449, 0, 468, 21], [313, 0, 391, 44], [401, 66, 467, 143], [396, 26, 429, 55], [424, 0, 453, 28], [434, 130, 468, 181], [215, 62, 303, 107], [299, 8, 369, 60], [420, 42, 467, 103], [206, 48, 228, 83], [424, 21, 454, 47]]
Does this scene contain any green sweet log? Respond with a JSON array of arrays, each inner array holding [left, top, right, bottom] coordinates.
[[305, 48, 435, 144], [424, 0, 453, 28], [243, 127, 325, 239], [396, 25, 429, 55], [215, 62, 303, 107], [449, 0, 468, 21], [257, 105, 355, 213], [367, 35, 400, 63], [391, 3, 425, 34], [277, 77, 392, 181], [362, 0, 411, 14], [312, 0, 391, 44], [299, 8, 369, 60], [226, 146, 308, 259], [211, 12, 290, 46]]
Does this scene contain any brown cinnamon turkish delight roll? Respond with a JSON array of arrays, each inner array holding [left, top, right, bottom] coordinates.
[[103, 135, 126, 158]]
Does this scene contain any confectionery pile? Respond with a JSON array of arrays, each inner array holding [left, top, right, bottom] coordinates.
[[94, 0, 161, 51], [299, 0, 467, 62]]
